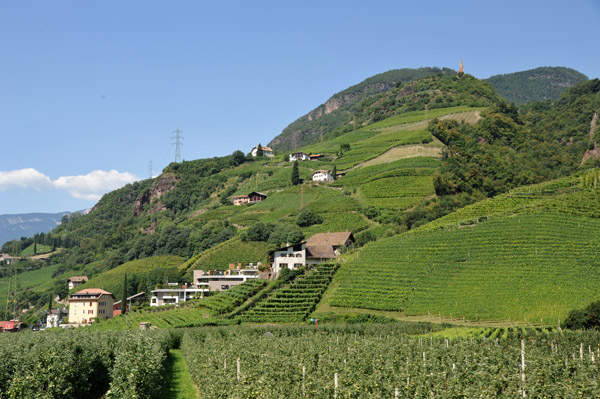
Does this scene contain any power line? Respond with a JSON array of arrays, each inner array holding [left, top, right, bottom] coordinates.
[[171, 127, 184, 163]]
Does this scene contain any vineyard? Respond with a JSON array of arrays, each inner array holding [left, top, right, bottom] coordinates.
[[329, 212, 600, 324], [0, 329, 171, 399], [181, 323, 600, 398], [92, 279, 268, 330], [238, 264, 338, 323]]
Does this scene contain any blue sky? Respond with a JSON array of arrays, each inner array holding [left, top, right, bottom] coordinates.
[[1, 0, 599, 214]]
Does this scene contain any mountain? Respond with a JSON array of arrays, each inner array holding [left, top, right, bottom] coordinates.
[[0, 212, 70, 246], [485, 66, 588, 105], [3, 72, 599, 327], [268, 67, 455, 152]]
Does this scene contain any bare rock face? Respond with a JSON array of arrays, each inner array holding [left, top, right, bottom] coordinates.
[[581, 113, 600, 166], [133, 173, 177, 216]]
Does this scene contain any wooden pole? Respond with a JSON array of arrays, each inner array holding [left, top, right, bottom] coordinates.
[[334, 373, 338, 398], [237, 358, 241, 380], [521, 340, 526, 398]]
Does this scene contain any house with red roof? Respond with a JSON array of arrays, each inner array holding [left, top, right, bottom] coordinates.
[[68, 288, 115, 325]]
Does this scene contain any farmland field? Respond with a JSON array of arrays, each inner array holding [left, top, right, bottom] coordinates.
[[181, 323, 600, 399]]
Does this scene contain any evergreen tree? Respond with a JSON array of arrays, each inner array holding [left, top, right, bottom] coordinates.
[[122, 273, 128, 315], [332, 165, 337, 180], [291, 160, 300, 185], [47, 292, 52, 314], [256, 143, 264, 157], [33, 241, 37, 255]]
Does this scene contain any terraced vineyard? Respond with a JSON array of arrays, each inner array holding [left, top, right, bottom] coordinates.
[[238, 264, 338, 323], [330, 212, 600, 324], [92, 280, 267, 330]]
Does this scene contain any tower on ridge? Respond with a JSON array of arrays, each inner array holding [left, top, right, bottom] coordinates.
[[458, 59, 464, 77]]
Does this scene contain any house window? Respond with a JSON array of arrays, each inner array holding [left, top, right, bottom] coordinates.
[[280, 263, 288, 268], [89, 302, 92, 307], [294, 263, 303, 268], [221, 285, 230, 290], [295, 253, 302, 258], [74, 310, 77, 315], [89, 310, 93, 315]]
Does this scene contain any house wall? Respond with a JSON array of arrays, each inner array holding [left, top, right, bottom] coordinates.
[[68, 295, 114, 324], [273, 245, 307, 276], [312, 172, 333, 182]]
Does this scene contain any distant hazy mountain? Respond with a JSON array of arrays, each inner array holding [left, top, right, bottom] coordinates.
[[0, 212, 70, 246], [485, 66, 588, 105]]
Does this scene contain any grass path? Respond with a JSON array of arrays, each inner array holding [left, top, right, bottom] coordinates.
[[162, 349, 198, 399]]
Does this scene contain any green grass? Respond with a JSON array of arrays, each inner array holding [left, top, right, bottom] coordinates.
[[0, 264, 61, 296], [184, 237, 271, 275], [302, 212, 370, 236], [329, 212, 600, 324], [359, 175, 435, 209], [20, 243, 53, 256], [75, 255, 183, 295], [160, 349, 198, 399], [366, 106, 481, 129]]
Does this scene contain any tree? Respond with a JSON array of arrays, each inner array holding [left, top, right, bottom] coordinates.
[[332, 165, 337, 180], [256, 143, 264, 157], [122, 273, 128, 315], [291, 160, 300, 185], [231, 150, 246, 166], [296, 208, 322, 227]]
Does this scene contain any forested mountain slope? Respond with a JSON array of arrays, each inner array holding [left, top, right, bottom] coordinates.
[[486, 66, 587, 105]]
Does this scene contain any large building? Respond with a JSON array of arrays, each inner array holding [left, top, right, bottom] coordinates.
[[193, 267, 259, 292], [150, 284, 208, 307], [270, 231, 354, 277], [68, 289, 115, 324]]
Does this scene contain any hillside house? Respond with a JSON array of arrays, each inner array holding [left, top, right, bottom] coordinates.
[[67, 275, 88, 290], [312, 170, 334, 182], [150, 284, 208, 307], [289, 152, 310, 162], [113, 292, 147, 316], [270, 231, 354, 277], [309, 154, 323, 161], [251, 145, 274, 158], [0, 254, 21, 265], [68, 289, 115, 324], [194, 266, 259, 292], [232, 191, 267, 206]]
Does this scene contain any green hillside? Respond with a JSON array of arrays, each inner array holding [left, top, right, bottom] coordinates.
[[269, 67, 455, 151], [486, 66, 587, 105], [74, 256, 184, 299], [2, 71, 599, 328], [326, 175, 600, 324]]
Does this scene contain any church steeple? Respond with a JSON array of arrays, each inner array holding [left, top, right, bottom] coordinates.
[[457, 58, 464, 77]]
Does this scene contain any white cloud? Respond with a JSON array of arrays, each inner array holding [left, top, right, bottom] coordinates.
[[0, 168, 139, 201], [53, 170, 139, 200], [0, 168, 53, 192]]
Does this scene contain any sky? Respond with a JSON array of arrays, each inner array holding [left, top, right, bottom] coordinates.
[[1, 0, 599, 214]]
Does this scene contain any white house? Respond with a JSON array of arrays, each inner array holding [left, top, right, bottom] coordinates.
[[312, 170, 334, 182], [289, 152, 310, 162], [150, 284, 208, 307], [270, 231, 354, 277], [193, 267, 259, 292], [250, 145, 274, 158]]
